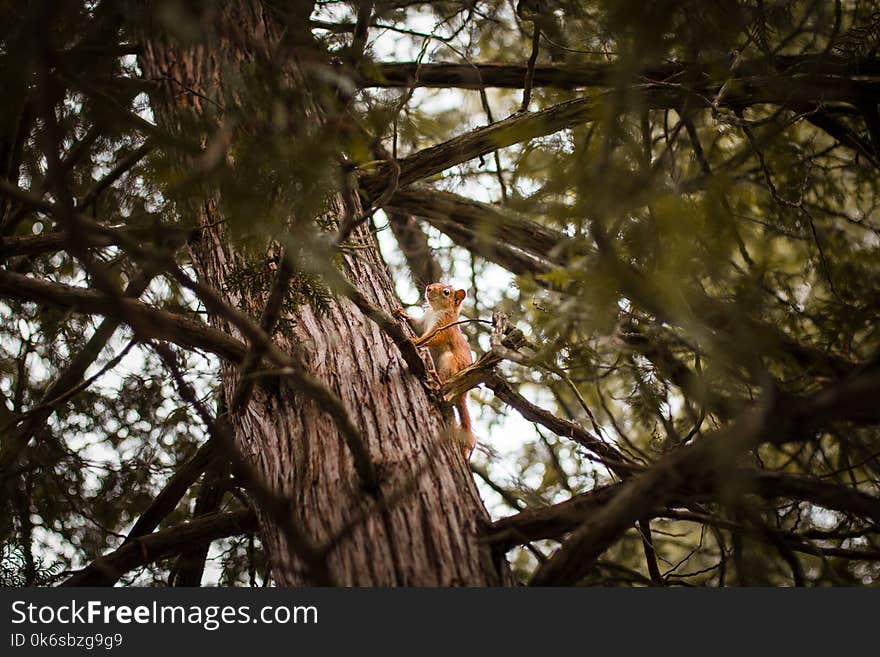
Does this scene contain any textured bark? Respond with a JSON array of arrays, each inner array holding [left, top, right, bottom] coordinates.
[[138, 4, 508, 586]]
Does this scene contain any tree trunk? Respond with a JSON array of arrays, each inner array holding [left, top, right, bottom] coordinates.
[[137, 2, 508, 586]]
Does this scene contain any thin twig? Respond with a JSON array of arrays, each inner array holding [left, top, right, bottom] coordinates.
[[520, 22, 541, 112]]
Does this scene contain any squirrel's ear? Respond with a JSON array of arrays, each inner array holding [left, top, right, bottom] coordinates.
[[454, 289, 466, 305]]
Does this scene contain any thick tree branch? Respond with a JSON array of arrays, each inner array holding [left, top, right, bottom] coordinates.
[[169, 461, 229, 586], [487, 482, 622, 551], [61, 510, 257, 586], [0, 270, 248, 363], [126, 438, 222, 541], [384, 208, 443, 290], [0, 223, 193, 260], [753, 471, 880, 524], [0, 232, 67, 259], [357, 57, 880, 199], [384, 186, 566, 262], [490, 466, 880, 553], [417, 213, 552, 277], [528, 357, 880, 584], [360, 96, 596, 198], [358, 57, 880, 95]]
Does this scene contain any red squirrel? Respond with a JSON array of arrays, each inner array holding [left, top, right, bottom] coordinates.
[[398, 283, 476, 459]]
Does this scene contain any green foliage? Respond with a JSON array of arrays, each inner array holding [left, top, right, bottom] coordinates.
[[0, 543, 63, 587], [225, 254, 334, 333]]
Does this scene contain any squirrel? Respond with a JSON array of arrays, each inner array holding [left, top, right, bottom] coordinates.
[[397, 283, 476, 459]]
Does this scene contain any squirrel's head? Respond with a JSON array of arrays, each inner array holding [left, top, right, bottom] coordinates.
[[424, 283, 466, 311]]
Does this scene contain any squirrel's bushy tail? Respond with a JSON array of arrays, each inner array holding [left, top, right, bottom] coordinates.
[[455, 392, 476, 459]]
